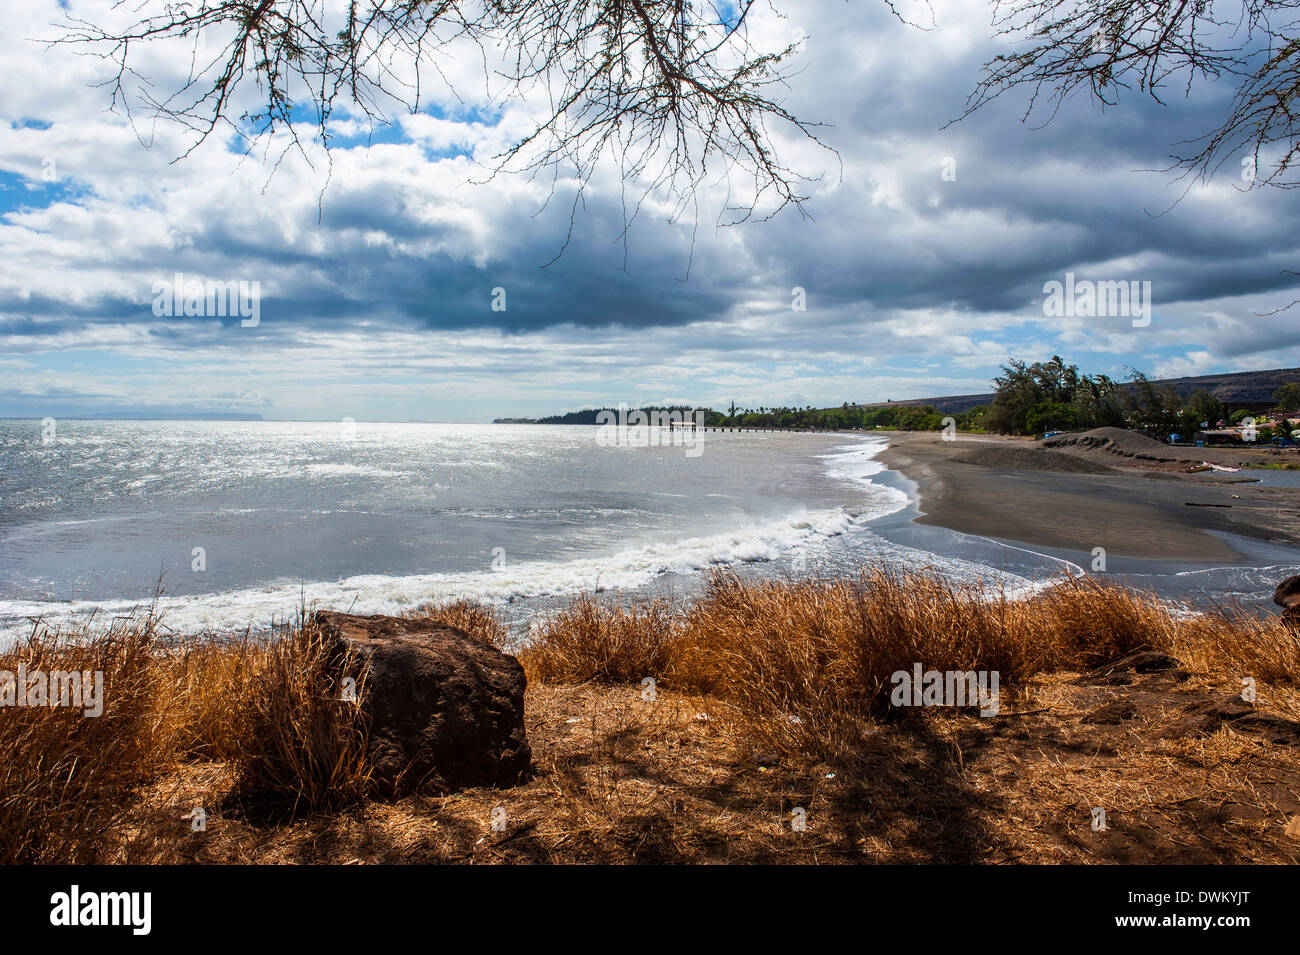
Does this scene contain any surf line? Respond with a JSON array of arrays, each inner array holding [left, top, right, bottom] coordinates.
[[979, 537, 1086, 579]]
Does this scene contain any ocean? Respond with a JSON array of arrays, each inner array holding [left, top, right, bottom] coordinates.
[[0, 419, 1291, 643]]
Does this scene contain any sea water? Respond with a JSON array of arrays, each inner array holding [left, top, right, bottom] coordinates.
[[0, 420, 1293, 643]]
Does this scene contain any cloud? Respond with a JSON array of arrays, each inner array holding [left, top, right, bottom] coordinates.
[[0, 0, 1298, 420]]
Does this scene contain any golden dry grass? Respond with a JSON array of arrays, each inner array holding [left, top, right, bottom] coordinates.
[[0, 614, 175, 863], [404, 598, 511, 649], [2, 567, 1296, 863], [222, 620, 371, 816], [521, 569, 1218, 765], [0, 611, 368, 861], [519, 592, 682, 685]]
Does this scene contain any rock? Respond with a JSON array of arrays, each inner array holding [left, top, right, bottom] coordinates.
[[1274, 574, 1300, 610], [1081, 651, 1182, 684], [1165, 695, 1300, 746], [1086, 672, 1138, 686], [1276, 577, 1300, 631], [1163, 696, 1254, 739], [314, 611, 530, 797], [1231, 713, 1300, 746], [1082, 699, 1139, 724]]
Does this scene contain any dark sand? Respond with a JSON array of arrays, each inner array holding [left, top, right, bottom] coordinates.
[[878, 429, 1300, 561]]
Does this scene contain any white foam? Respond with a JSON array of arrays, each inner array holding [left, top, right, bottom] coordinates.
[[4, 433, 1078, 644], [0, 503, 894, 642]]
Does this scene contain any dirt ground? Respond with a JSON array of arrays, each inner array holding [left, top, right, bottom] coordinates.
[[154, 661, 1300, 864]]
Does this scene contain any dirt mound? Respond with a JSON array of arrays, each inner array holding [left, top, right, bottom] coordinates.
[[1042, 427, 1181, 463], [950, 444, 1115, 474]]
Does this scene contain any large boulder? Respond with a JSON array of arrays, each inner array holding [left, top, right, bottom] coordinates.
[[314, 611, 530, 797], [1275, 576, 1300, 632], [1275, 575, 1300, 610]]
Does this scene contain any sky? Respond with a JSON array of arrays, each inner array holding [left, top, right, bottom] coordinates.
[[1, 0, 1298, 422]]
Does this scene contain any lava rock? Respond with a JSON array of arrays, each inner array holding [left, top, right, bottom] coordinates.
[[315, 611, 530, 797]]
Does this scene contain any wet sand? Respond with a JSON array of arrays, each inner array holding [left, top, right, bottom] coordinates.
[[877, 431, 1300, 561]]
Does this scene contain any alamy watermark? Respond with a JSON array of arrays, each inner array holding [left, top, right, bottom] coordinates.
[[0, 665, 104, 717], [1042, 272, 1151, 328], [890, 664, 1000, 716], [595, 405, 707, 458], [152, 272, 260, 327], [49, 886, 150, 935]]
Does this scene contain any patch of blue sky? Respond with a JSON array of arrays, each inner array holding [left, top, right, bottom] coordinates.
[[229, 99, 503, 161], [0, 168, 93, 217], [339, 103, 503, 158]]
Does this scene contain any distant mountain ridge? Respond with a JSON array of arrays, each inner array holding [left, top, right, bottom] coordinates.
[[494, 406, 711, 426]]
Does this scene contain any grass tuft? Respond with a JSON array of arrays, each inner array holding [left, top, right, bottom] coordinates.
[[2, 566, 1295, 862]]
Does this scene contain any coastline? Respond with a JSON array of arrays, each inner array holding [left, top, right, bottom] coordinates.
[[6, 423, 1298, 644], [876, 430, 1300, 563]]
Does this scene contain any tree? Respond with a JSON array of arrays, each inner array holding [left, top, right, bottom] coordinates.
[[59, 0, 847, 234], [1274, 382, 1300, 412], [987, 359, 1042, 434], [1177, 387, 1225, 435], [1026, 401, 1076, 436], [987, 356, 1110, 434], [1070, 373, 1126, 430], [1124, 369, 1180, 438], [1185, 388, 1223, 423]]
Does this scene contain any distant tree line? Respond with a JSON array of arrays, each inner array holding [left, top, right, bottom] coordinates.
[[708, 402, 984, 433], [505, 364, 1300, 440]]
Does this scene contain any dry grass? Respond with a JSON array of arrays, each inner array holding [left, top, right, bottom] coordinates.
[[404, 599, 511, 649], [519, 593, 682, 686], [520, 569, 1207, 764], [222, 618, 371, 817], [669, 569, 1041, 762], [1029, 575, 1180, 669], [1173, 605, 1300, 687], [2, 567, 1296, 863], [0, 613, 174, 863], [0, 611, 371, 861]]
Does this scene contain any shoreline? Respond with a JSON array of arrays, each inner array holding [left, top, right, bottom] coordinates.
[[6, 427, 1298, 644], [876, 430, 1300, 563]]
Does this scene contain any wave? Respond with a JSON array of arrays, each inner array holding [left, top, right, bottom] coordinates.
[[0, 497, 903, 642], [0, 435, 1099, 643]]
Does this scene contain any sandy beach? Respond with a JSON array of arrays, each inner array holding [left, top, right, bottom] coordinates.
[[877, 428, 1300, 561]]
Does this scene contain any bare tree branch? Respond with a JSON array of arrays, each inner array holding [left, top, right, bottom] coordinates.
[[56, 0, 857, 248], [957, 0, 1300, 189]]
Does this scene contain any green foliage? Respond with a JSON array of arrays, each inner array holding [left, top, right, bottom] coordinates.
[[1124, 370, 1181, 439], [1176, 388, 1224, 436], [711, 402, 951, 432], [1025, 401, 1077, 436], [1273, 382, 1300, 412], [987, 356, 1125, 435]]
